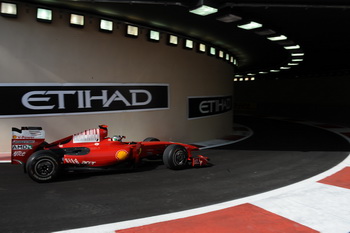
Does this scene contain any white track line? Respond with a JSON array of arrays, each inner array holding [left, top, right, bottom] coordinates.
[[54, 154, 350, 233], [254, 182, 350, 233]]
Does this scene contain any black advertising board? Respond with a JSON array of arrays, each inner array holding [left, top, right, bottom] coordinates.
[[188, 95, 232, 119], [0, 83, 169, 118]]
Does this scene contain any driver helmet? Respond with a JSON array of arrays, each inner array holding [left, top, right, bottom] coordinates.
[[112, 135, 123, 141]]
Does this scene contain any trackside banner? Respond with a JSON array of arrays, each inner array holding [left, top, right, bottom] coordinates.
[[0, 83, 169, 118], [188, 95, 232, 119]]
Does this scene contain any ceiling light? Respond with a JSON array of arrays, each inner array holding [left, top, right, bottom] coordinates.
[[267, 35, 287, 41], [100, 19, 113, 32], [292, 58, 304, 62], [230, 56, 234, 63], [216, 14, 242, 23], [126, 25, 139, 37], [270, 69, 280, 72], [280, 66, 291, 70], [1, 2, 17, 17], [198, 43, 206, 53], [184, 39, 193, 49], [288, 63, 299, 66], [284, 45, 301, 50], [70, 13, 84, 27], [292, 53, 305, 56], [37, 8, 52, 22], [237, 21, 263, 30], [259, 71, 268, 74], [190, 5, 218, 16], [149, 30, 160, 41], [168, 35, 178, 45], [209, 47, 216, 56]]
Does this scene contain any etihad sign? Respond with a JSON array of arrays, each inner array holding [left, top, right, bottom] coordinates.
[[0, 83, 169, 117], [21, 89, 153, 110]]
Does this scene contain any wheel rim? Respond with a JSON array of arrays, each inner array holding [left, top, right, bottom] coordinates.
[[173, 149, 187, 166], [34, 159, 55, 178]]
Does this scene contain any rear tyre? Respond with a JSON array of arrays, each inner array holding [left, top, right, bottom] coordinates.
[[163, 144, 189, 170], [143, 137, 160, 142], [143, 137, 161, 160], [26, 150, 61, 183]]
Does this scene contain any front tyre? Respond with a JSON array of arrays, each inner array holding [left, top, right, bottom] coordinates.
[[26, 150, 61, 183], [163, 144, 189, 170]]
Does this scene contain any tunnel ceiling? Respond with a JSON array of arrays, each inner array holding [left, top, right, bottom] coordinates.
[[18, 0, 350, 79]]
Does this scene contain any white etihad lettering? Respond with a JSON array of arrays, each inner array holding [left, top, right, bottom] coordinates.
[[21, 89, 153, 110], [84, 90, 108, 108], [103, 90, 131, 107], [199, 98, 231, 114], [130, 90, 152, 106], [22, 91, 55, 110], [46, 90, 76, 109]]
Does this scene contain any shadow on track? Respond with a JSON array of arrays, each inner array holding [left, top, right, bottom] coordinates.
[[56, 159, 164, 182]]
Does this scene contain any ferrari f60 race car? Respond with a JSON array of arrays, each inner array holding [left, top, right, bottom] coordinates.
[[11, 125, 209, 182]]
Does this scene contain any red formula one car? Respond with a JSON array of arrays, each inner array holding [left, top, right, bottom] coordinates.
[[11, 125, 209, 182]]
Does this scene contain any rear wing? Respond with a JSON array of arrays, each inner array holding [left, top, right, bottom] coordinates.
[[11, 127, 45, 165]]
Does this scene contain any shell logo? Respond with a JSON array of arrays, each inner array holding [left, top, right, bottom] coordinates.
[[115, 149, 129, 161]]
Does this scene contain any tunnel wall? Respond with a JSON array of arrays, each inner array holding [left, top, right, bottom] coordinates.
[[0, 2, 234, 152]]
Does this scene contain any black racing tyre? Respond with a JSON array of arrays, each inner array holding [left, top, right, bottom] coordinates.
[[163, 144, 189, 170], [143, 137, 160, 142], [26, 150, 61, 183], [23, 141, 50, 174]]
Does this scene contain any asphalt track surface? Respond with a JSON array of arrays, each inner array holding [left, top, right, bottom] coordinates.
[[1, 116, 350, 233]]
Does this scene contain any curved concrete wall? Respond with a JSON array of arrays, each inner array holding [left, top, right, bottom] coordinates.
[[0, 2, 234, 152]]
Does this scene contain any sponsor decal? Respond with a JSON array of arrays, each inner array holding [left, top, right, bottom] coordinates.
[[13, 135, 38, 139], [12, 140, 35, 144], [12, 144, 33, 150], [65, 158, 80, 164], [64, 158, 97, 165], [115, 149, 129, 161], [12, 151, 27, 157], [188, 95, 232, 119], [81, 161, 97, 165], [12, 128, 45, 139], [0, 83, 169, 118]]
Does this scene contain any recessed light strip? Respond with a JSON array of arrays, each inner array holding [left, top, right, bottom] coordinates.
[[190, 5, 218, 16], [284, 45, 301, 50], [237, 21, 263, 30], [267, 35, 287, 41]]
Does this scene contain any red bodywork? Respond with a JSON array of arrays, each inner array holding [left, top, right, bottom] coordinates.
[[11, 125, 208, 169]]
